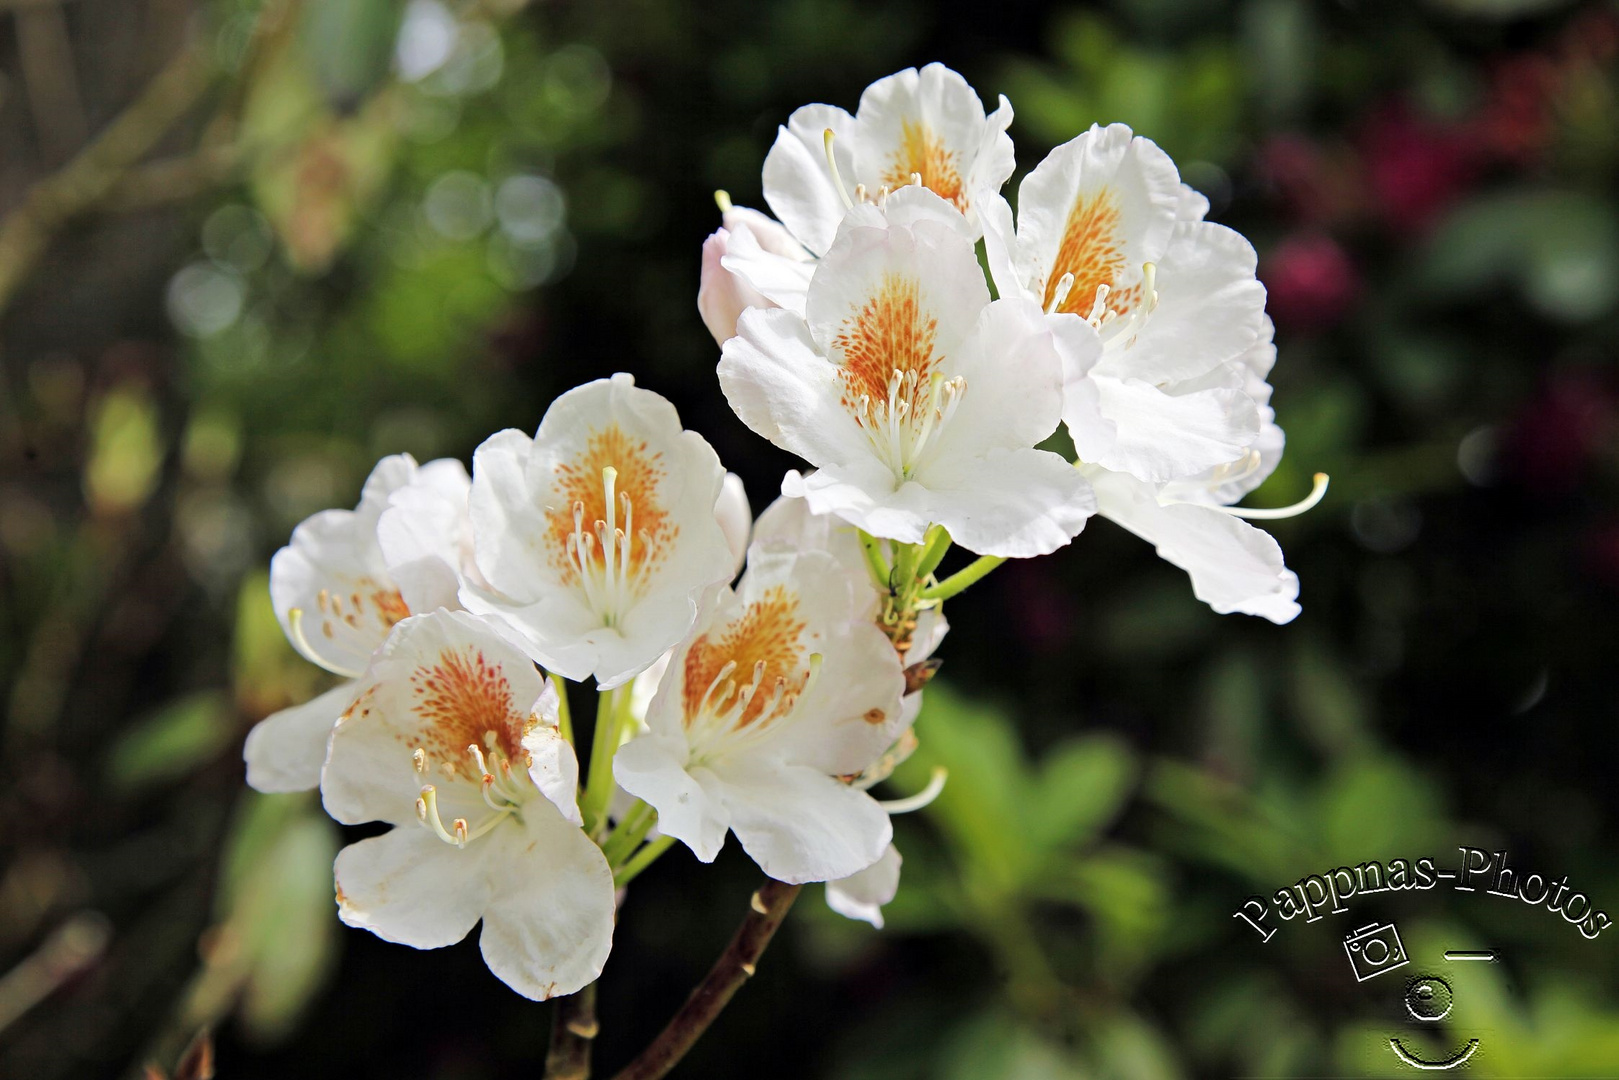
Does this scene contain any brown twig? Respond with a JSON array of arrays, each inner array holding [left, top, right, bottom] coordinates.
[[544, 982, 599, 1080], [0, 35, 216, 314], [610, 879, 803, 1080]]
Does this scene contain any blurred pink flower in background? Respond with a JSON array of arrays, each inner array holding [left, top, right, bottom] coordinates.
[[1260, 232, 1359, 332]]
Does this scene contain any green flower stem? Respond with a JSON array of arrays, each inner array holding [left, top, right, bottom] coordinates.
[[602, 801, 656, 866], [579, 685, 628, 836], [917, 554, 1007, 602], [892, 537, 919, 591], [613, 835, 675, 888], [550, 672, 573, 747], [913, 525, 952, 583], [857, 530, 890, 592]]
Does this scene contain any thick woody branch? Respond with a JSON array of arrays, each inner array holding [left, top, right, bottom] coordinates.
[[610, 879, 803, 1080], [544, 982, 599, 1080]]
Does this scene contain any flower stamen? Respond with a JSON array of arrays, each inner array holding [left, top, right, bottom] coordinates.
[[1210, 472, 1330, 521], [824, 128, 854, 211], [878, 766, 948, 814]]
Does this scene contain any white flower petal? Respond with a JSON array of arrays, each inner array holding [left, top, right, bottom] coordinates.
[[714, 759, 892, 884], [321, 610, 558, 828], [934, 297, 1066, 457], [477, 801, 616, 1000], [334, 826, 492, 948], [720, 308, 873, 469], [786, 462, 935, 545], [1176, 183, 1210, 222], [1090, 469, 1300, 623], [270, 454, 419, 677], [750, 489, 870, 584], [919, 448, 1096, 558], [715, 472, 752, 576], [804, 188, 987, 361], [243, 680, 357, 793], [612, 732, 730, 862], [698, 229, 768, 346], [719, 212, 815, 319], [976, 189, 1028, 303], [762, 103, 857, 257], [1097, 220, 1266, 387], [826, 842, 902, 928], [467, 374, 733, 685], [521, 677, 581, 826], [1013, 123, 1182, 319], [1085, 376, 1260, 484], [377, 457, 474, 615], [850, 64, 1014, 229]]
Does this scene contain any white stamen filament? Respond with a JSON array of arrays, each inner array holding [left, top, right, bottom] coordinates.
[[878, 766, 948, 814], [411, 736, 531, 848], [1084, 262, 1159, 347], [1047, 272, 1076, 316], [1211, 472, 1330, 520], [824, 129, 854, 210], [851, 367, 967, 480], [285, 608, 365, 679], [564, 466, 647, 627], [687, 653, 823, 759]]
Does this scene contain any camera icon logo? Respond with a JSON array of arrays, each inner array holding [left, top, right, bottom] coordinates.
[[1344, 921, 1410, 982]]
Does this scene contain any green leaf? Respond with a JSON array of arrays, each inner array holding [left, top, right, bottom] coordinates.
[[894, 684, 1032, 891], [106, 692, 234, 791], [1027, 734, 1136, 856]]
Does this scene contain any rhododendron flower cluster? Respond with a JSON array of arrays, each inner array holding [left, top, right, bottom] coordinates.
[[244, 62, 1321, 1022]]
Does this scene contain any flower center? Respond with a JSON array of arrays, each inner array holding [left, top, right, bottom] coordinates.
[[548, 425, 673, 628], [1043, 186, 1137, 320], [851, 367, 967, 481], [413, 732, 533, 847], [832, 273, 966, 481], [681, 586, 818, 756], [882, 119, 966, 211], [405, 646, 537, 848]]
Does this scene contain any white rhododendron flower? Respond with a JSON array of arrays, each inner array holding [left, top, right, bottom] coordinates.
[[246, 454, 474, 793], [706, 64, 1015, 343], [613, 547, 906, 883], [719, 185, 1096, 558], [322, 609, 614, 1000], [826, 843, 902, 928], [463, 374, 735, 688], [979, 122, 1266, 483], [1084, 319, 1311, 622], [979, 123, 1312, 621], [762, 63, 1014, 257]]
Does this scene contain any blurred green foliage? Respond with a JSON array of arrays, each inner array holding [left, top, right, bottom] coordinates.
[[2, 0, 1618, 1078]]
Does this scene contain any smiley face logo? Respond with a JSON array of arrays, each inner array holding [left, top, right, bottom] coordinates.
[[1388, 975, 1480, 1070]]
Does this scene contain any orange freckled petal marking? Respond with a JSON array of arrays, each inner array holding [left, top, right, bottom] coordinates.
[[863, 708, 886, 725], [410, 649, 527, 762], [682, 586, 808, 729], [546, 424, 674, 584], [883, 119, 965, 210], [1046, 186, 1129, 317], [833, 273, 939, 408], [373, 589, 410, 628]]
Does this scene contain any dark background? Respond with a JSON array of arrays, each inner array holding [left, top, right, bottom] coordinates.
[[2, 0, 1617, 1076]]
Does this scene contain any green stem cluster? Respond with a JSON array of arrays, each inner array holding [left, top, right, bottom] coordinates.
[[574, 683, 676, 887], [859, 525, 1006, 647]]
